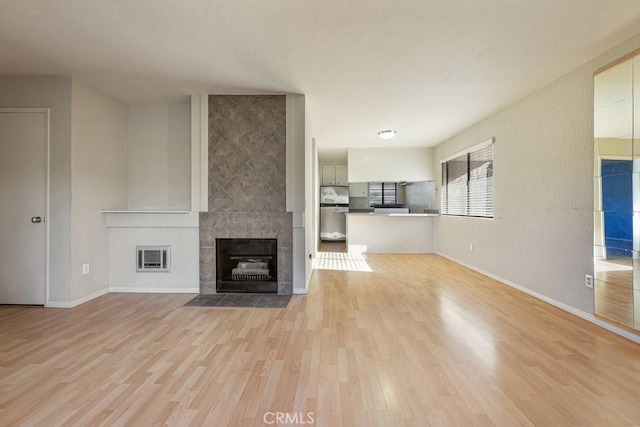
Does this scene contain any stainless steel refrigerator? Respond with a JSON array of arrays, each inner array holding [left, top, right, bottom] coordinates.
[[320, 186, 349, 242]]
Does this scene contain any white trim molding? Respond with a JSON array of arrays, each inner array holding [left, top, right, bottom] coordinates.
[[46, 288, 109, 308], [190, 94, 208, 212], [109, 287, 199, 294], [103, 211, 199, 228]]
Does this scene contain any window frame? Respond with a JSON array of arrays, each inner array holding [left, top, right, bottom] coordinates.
[[440, 138, 494, 219], [369, 182, 397, 206]]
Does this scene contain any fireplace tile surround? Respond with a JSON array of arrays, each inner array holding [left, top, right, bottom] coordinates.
[[200, 95, 292, 295]]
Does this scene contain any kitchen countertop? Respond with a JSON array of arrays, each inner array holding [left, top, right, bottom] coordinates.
[[346, 212, 439, 217]]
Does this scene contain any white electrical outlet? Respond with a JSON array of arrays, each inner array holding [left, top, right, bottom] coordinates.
[[469, 243, 473, 251], [585, 274, 593, 288], [82, 263, 90, 275]]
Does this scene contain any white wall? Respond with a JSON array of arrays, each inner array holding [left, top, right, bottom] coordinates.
[[129, 98, 191, 210], [304, 105, 316, 288], [70, 80, 129, 302], [107, 213, 199, 292], [434, 32, 640, 315], [0, 76, 73, 303], [347, 215, 434, 253], [106, 96, 201, 293], [348, 147, 434, 182], [286, 94, 308, 293], [0, 78, 197, 304], [318, 149, 347, 164]]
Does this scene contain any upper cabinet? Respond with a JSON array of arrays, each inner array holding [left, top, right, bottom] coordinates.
[[335, 164, 348, 186], [321, 163, 347, 186], [321, 164, 335, 185], [348, 182, 368, 197]]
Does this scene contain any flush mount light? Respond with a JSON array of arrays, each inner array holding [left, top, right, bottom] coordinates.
[[377, 129, 397, 140]]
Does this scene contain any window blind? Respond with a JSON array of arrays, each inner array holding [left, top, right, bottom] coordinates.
[[442, 142, 493, 218], [369, 182, 397, 205]]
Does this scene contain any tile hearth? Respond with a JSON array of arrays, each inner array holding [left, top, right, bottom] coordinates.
[[185, 293, 291, 309]]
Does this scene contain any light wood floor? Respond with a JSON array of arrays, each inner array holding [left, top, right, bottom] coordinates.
[[2, 254, 640, 426], [594, 258, 639, 330], [318, 242, 347, 253]]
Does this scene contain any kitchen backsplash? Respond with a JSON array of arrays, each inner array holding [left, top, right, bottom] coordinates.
[[349, 197, 370, 210], [405, 181, 436, 213]]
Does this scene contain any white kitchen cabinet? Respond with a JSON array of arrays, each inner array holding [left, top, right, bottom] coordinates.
[[321, 164, 347, 186], [348, 182, 368, 197], [322, 164, 336, 185], [335, 164, 348, 186]]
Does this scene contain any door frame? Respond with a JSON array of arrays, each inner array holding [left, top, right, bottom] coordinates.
[[597, 154, 634, 261], [0, 108, 50, 304]]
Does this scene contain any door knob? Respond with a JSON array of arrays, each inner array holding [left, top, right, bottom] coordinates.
[[31, 216, 42, 224]]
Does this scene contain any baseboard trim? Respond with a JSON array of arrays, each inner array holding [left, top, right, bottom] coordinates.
[[293, 288, 307, 295], [109, 287, 199, 294], [46, 288, 109, 308], [435, 252, 640, 345]]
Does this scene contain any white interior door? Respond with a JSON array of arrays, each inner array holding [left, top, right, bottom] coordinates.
[[0, 110, 48, 305]]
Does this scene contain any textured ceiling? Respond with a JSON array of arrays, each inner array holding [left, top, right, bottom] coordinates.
[[1, 1, 640, 150]]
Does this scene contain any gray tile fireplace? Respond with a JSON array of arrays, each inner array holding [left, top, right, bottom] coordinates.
[[200, 95, 293, 294]]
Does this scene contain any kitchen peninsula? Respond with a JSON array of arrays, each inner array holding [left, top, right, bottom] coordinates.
[[346, 212, 438, 253], [344, 146, 437, 254]]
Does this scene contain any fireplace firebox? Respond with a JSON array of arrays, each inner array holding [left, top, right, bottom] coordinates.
[[216, 238, 278, 293]]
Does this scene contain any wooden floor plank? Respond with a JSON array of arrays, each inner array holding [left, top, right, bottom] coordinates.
[[1, 253, 640, 425]]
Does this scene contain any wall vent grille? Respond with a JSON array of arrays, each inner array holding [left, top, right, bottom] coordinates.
[[136, 246, 171, 272]]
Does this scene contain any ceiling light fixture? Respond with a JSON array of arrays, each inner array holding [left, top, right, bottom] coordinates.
[[377, 129, 397, 140]]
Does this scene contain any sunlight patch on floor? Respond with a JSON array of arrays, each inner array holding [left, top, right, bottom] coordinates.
[[440, 297, 496, 368], [312, 251, 372, 272], [595, 258, 633, 272]]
